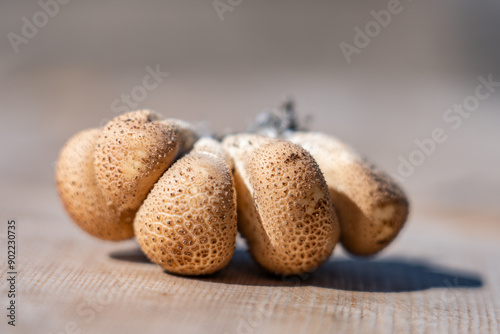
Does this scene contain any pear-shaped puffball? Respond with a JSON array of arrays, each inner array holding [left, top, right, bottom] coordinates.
[[287, 132, 409, 256], [134, 140, 237, 275], [223, 134, 340, 275], [94, 110, 179, 211], [56, 129, 135, 240]]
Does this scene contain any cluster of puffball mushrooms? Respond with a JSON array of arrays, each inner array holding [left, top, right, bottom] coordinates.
[[56, 102, 409, 276]]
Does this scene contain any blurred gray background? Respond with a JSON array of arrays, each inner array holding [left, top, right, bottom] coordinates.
[[1, 0, 499, 218]]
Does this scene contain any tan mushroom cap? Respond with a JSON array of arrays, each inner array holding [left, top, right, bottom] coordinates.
[[94, 110, 179, 211], [223, 134, 340, 275], [56, 129, 135, 241], [134, 148, 237, 276], [287, 132, 409, 256]]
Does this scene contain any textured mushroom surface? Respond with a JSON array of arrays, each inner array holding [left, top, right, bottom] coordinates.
[[160, 118, 199, 157], [193, 137, 234, 169], [287, 132, 409, 256], [56, 129, 135, 240], [223, 134, 339, 274], [94, 110, 179, 211], [134, 147, 237, 275]]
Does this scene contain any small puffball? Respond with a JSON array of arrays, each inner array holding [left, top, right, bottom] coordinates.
[[56, 129, 135, 241], [134, 148, 237, 275], [94, 110, 179, 211], [287, 132, 409, 256], [223, 134, 340, 275]]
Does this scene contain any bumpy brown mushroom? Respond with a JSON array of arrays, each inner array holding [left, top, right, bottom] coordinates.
[[223, 134, 340, 275], [94, 110, 179, 211], [134, 138, 237, 275], [287, 132, 409, 256], [56, 129, 135, 241]]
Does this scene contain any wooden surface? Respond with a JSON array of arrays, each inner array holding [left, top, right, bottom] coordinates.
[[1, 185, 499, 334]]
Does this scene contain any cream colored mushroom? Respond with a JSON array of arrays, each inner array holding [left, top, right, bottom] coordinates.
[[286, 132, 409, 256], [193, 137, 234, 169], [223, 134, 340, 275], [56, 129, 135, 241], [134, 139, 237, 275], [94, 110, 179, 211]]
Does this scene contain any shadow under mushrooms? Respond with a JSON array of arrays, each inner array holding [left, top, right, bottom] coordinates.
[[110, 248, 482, 293]]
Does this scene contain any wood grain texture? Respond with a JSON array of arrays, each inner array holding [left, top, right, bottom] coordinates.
[[1, 185, 499, 334]]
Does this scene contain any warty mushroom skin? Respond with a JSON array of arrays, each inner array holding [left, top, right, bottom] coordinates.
[[134, 139, 238, 275], [94, 110, 179, 211], [223, 134, 340, 275], [287, 131, 409, 256], [56, 128, 135, 241]]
